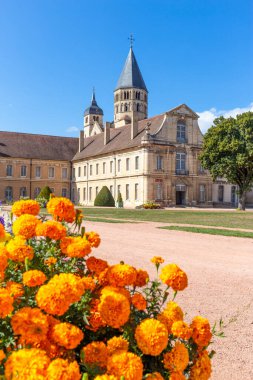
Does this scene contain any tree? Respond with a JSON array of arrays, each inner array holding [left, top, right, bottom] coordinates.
[[200, 111, 253, 210], [37, 186, 52, 201], [94, 186, 115, 207]]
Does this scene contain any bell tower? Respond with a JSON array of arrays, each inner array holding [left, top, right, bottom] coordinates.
[[83, 89, 103, 138]]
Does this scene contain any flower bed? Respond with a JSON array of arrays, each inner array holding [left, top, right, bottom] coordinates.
[[0, 198, 217, 379]]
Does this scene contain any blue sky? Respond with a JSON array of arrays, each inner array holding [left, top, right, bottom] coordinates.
[[0, 0, 252, 136]]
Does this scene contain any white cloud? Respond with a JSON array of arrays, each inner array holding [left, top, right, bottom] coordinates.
[[197, 102, 253, 133], [66, 126, 79, 133]]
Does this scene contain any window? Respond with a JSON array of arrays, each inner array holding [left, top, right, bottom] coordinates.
[[83, 187, 86, 201], [6, 165, 13, 177], [126, 184, 129, 200], [89, 187, 92, 201], [135, 183, 139, 201], [136, 103, 140, 112], [20, 187, 27, 198], [5, 186, 13, 201], [231, 186, 236, 205], [84, 166, 87, 176], [90, 165, 93, 176], [135, 156, 139, 170], [21, 165, 27, 177], [62, 168, 67, 179], [126, 158, 130, 171], [199, 185, 206, 203], [72, 188, 75, 202], [48, 167, 55, 178], [77, 188, 80, 202], [96, 163, 99, 175], [218, 185, 224, 202], [156, 183, 163, 200], [103, 162, 106, 174], [72, 168, 76, 179], [110, 185, 113, 194], [110, 161, 113, 173], [177, 120, 186, 142], [34, 187, 41, 198], [156, 156, 163, 170], [62, 188, 67, 197], [118, 159, 121, 172], [35, 166, 41, 178], [96, 186, 99, 196], [176, 152, 186, 174], [78, 167, 81, 177], [117, 185, 121, 196], [199, 162, 205, 174], [50, 188, 55, 194]]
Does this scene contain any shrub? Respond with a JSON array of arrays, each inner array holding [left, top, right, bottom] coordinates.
[[94, 186, 115, 207], [143, 201, 161, 209], [116, 192, 123, 208], [37, 186, 52, 201]]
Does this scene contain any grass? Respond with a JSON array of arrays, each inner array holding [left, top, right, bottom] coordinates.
[[159, 225, 253, 239], [84, 217, 134, 224], [78, 208, 253, 230]]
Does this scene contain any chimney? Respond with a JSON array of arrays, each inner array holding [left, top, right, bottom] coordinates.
[[131, 111, 138, 140], [79, 130, 84, 152], [104, 122, 111, 145]]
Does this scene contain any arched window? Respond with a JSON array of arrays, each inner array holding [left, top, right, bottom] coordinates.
[[115, 94, 119, 102], [126, 91, 129, 99], [34, 187, 41, 198], [20, 187, 27, 198], [144, 94, 147, 102], [120, 103, 123, 112], [177, 120, 186, 143], [5, 186, 13, 201], [115, 105, 118, 113], [124, 103, 128, 112], [124, 91, 127, 100], [136, 103, 140, 112]]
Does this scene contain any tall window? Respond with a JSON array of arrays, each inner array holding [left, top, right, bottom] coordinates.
[[83, 187, 86, 201], [6, 165, 13, 177], [135, 156, 139, 170], [34, 187, 41, 198], [231, 186, 236, 205], [156, 183, 163, 200], [90, 165, 93, 176], [72, 168, 76, 179], [126, 158, 130, 171], [199, 185, 206, 203], [117, 185, 121, 196], [156, 156, 163, 170], [89, 187, 92, 201], [118, 159, 121, 172], [177, 120, 186, 142], [218, 185, 224, 202], [103, 162, 106, 174], [48, 167, 55, 178], [62, 188, 67, 197], [126, 184, 129, 200], [35, 166, 41, 178], [21, 165, 27, 177], [96, 163, 99, 175], [20, 187, 27, 198], [62, 168, 67, 179], [96, 186, 99, 196], [110, 161, 113, 173], [78, 167, 81, 177], [50, 188, 55, 194], [110, 185, 113, 194], [84, 166, 87, 176], [5, 186, 13, 201], [77, 188, 80, 202], [176, 152, 186, 174], [135, 183, 139, 201]]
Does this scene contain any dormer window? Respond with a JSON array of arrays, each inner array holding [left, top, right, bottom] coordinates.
[[177, 120, 186, 143]]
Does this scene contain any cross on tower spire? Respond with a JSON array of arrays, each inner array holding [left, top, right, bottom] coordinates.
[[128, 33, 135, 48]]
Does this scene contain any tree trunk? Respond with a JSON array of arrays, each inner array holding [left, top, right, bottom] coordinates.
[[238, 191, 246, 211]]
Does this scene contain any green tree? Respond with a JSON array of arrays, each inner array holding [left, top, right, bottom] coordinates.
[[200, 111, 253, 210], [37, 186, 52, 201], [94, 186, 115, 207]]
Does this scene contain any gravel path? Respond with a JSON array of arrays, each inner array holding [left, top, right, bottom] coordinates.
[[84, 220, 253, 380]]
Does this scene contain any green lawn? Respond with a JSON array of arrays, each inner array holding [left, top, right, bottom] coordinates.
[[159, 225, 253, 239], [79, 208, 253, 230]]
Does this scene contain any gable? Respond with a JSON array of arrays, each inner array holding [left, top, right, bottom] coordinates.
[[167, 104, 199, 119]]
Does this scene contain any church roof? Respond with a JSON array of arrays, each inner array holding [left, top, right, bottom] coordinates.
[[0, 131, 78, 161], [115, 48, 148, 92], [84, 91, 103, 116]]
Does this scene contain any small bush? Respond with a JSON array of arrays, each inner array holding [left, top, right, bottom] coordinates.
[[37, 186, 52, 201], [94, 186, 115, 207], [116, 192, 124, 208]]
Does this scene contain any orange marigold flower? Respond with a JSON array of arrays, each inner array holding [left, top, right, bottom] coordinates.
[[36, 220, 67, 240], [6, 281, 24, 299], [0, 288, 14, 318], [163, 342, 189, 372], [11, 307, 48, 345], [47, 358, 81, 380], [51, 322, 83, 349], [189, 350, 212, 380], [23, 270, 47, 287], [0, 349, 6, 362], [135, 318, 168, 356], [85, 231, 101, 248], [160, 264, 188, 291], [12, 214, 41, 239], [107, 352, 143, 380], [12, 199, 40, 217], [0, 223, 5, 238], [170, 372, 186, 380], [81, 276, 96, 291], [44, 257, 57, 266], [107, 336, 129, 356], [0, 247, 8, 272], [190, 316, 212, 347], [98, 268, 110, 286], [82, 341, 108, 368], [107, 263, 137, 287], [36, 273, 85, 316], [66, 237, 91, 258], [101, 285, 131, 302], [6, 236, 34, 262], [133, 269, 149, 287], [98, 291, 130, 329], [86, 256, 108, 275], [94, 375, 118, 380], [86, 300, 106, 332], [171, 320, 192, 340], [146, 372, 165, 380], [131, 293, 147, 310], [47, 197, 76, 223], [60, 236, 75, 253], [151, 256, 164, 265], [157, 301, 184, 334], [4, 348, 50, 380]]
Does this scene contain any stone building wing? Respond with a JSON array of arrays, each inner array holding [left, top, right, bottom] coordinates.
[[0, 131, 78, 160]]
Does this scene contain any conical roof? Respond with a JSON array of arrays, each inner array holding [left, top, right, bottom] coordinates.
[[115, 48, 148, 92], [84, 90, 103, 116]]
